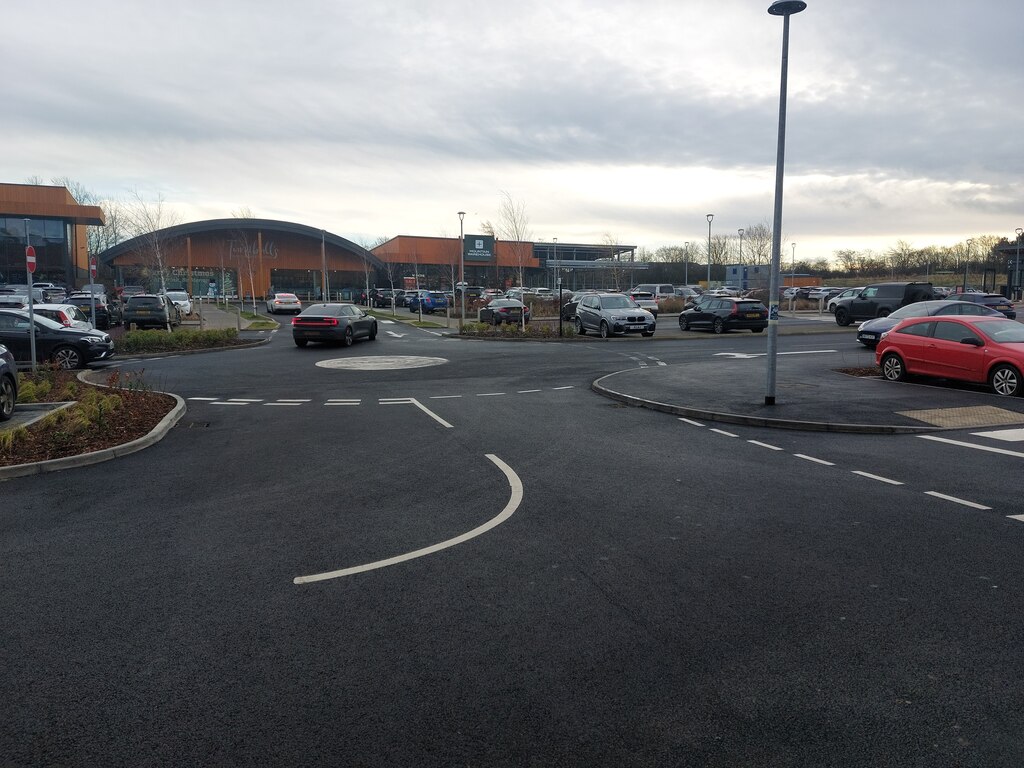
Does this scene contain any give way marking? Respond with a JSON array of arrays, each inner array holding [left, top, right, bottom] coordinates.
[[293, 454, 523, 584]]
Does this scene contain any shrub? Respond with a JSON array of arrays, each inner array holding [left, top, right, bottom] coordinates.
[[117, 328, 241, 354]]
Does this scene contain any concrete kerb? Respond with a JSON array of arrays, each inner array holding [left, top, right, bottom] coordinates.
[[591, 369, 941, 435], [0, 389, 186, 481]]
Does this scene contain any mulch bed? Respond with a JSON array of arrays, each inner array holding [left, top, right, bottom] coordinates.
[[1, 371, 176, 467]]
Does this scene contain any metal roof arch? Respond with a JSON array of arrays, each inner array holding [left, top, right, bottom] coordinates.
[[96, 218, 383, 269]]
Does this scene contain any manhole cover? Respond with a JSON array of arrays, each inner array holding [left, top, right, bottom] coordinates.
[[315, 356, 448, 371]]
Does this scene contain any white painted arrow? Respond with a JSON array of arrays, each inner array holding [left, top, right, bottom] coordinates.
[[386, 331, 406, 338], [714, 352, 759, 359]]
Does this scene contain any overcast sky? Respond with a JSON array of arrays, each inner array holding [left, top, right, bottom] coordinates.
[[5, 0, 1022, 261]]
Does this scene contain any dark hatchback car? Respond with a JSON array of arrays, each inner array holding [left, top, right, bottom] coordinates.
[[679, 297, 768, 333], [954, 292, 1017, 319], [65, 292, 122, 330], [479, 299, 531, 325], [292, 303, 378, 347], [855, 299, 1003, 348], [0, 309, 115, 368], [123, 294, 181, 329], [0, 342, 17, 421]]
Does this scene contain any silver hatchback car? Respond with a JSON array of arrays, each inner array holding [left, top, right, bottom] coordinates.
[[574, 292, 656, 338]]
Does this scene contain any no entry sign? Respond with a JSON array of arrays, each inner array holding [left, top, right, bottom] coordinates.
[[25, 245, 36, 274], [89, 256, 97, 278]]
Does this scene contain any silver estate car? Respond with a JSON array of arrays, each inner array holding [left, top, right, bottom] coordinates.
[[574, 292, 656, 338]]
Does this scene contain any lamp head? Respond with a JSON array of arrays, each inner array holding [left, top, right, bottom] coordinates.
[[457, 211, 465, 221], [1016, 227, 1023, 237], [706, 213, 714, 223], [768, 0, 807, 16], [738, 228, 744, 236]]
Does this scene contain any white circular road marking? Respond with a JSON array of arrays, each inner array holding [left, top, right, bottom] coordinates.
[[315, 355, 448, 371], [293, 454, 523, 584]]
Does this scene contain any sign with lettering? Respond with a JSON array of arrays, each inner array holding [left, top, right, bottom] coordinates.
[[464, 235, 494, 263]]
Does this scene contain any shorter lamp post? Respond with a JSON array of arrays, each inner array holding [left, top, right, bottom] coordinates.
[[458, 211, 466, 331], [706, 214, 714, 289], [684, 241, 690, 286], [964, 238, 973, 292], [1015, 227, 1022, 300]]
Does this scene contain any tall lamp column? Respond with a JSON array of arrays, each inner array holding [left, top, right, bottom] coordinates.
[[764, 0, 807, 406], [706, 214, 714, 289], [1015, 227, 1022, 300], [458, 211, 466, 331]]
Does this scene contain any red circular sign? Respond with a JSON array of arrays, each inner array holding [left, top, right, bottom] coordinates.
[[25, 245, 36, 274], [90, 256, 97, 278]]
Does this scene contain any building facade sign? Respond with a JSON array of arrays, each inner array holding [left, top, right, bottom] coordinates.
[[464, 235, 494, 263]]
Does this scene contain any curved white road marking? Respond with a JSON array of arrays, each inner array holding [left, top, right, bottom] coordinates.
[[293, 454, 524, 585], [315, 355, 447, 371]]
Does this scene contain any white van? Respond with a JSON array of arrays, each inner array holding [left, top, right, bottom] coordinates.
[[630, 283, 676, 301]]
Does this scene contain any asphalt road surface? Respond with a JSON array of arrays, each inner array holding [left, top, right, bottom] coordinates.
[[2, 323, 1023, 767]]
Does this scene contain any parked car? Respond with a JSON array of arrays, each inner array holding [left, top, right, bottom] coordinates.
[[0, 309, 115, 368], [953, 292, 1017, 319], [120, 285, 146, 298], [33, 282, 68, 303], [679, 296, 768, 334], [876, 315, 1024, 397], [0, 285, 45, 304], [123, 294, 181, 329], [560, 290, 598, 320], [406, 290, 448, 314], [627, 291, 660, 317], [833, 282, 934, 326], [479, 298, 530, 325], [30, 303, 94, 330], [266, 292, 303, 314], [855, 300, 1003, 348], [674, 287, 700, 301], [0, 342, 17, 421], [65, 292, 121, 329], [292, 303, 378, 347], [630, 283, 677, 301], [574, 292, 656, 338], [807, 286, 842, 302], [164, 290, 193, 316], [370, 289, 395, 308], [827, 287, 866, 314]]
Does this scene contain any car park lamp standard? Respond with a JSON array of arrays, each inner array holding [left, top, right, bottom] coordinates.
[[765, 0, 807, 405]]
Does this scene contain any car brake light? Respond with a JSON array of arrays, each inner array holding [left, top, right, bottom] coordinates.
[[730, 305, 739, 316]]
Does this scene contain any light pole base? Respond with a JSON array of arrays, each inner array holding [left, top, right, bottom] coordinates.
[[764, 396, 776, 406]]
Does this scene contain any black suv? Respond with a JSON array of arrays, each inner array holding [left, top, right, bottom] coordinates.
[[833, 282, 933, 326]]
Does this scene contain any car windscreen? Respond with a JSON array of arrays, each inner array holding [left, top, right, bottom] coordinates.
[[599, 296, 636, 309]]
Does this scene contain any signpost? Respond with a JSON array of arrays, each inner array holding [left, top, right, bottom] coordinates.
[[24, 230, 37, 373]]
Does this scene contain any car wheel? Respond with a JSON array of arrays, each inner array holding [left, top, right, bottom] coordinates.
[[712, 318, 725, 334], [990, 364, 1022, 397], [877, 309, 890, 318], [52, 345, 84, 369], [641, 331, 654, 337], [268, 306, 275, 314], [751, 327, 764, 333], [599, 321, 610, 339], [343, 327, 354, 347], [0, 374, 15, 421], [835, 308, 851, 326], [294, 338, 308, 347], [881, 352, 906, 382], [368, 322, 377, 340], [679, 315, 690, 331], [574, 317, 585, 336], [493, 316, 501, 326]]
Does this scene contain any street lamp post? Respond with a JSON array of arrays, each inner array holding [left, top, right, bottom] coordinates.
[[706, 214, 714, 289], [684, 241, 690, 286], [458, 211, 466, 331], [764, 0, 807, 406], [1015, 227, 1022, 300], [964, 238, 973, 292], [738, 228, 745, 290]]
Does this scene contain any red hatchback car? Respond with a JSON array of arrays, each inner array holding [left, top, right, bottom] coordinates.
[[875, 315, 1024, 397]]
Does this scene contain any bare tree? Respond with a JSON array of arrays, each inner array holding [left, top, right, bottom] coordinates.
[[230, 209, 260, 313], [124, 190, 181, 328], [496, 192, 533, 328], [740, 221, 773, 265]]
